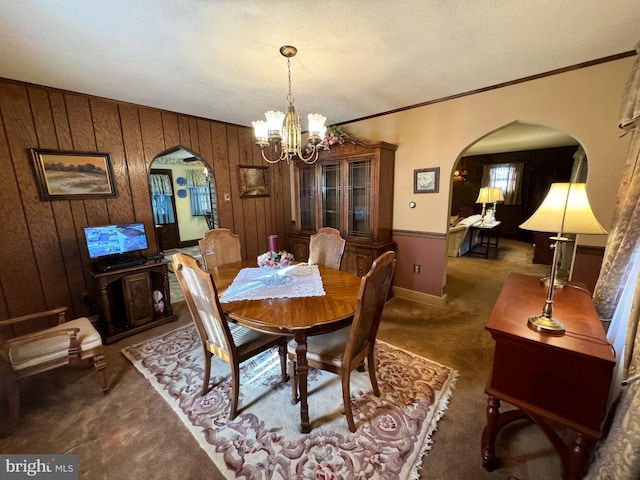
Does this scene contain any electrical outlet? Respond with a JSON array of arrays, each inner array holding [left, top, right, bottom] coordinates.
[[224, 193, 231, 202], [413, 264, 421, 274]]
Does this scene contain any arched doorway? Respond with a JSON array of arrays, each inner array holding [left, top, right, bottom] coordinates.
[[448, 121, 586, 279], [149, 146, 218, 252]]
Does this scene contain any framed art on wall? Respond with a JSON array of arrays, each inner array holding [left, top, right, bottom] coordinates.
[[414, 167, 440, 194], [31, 149, 117, 200], [238, 165, 269, 198]]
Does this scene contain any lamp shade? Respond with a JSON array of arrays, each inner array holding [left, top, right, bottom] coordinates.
[[476, 187, 495, 204], [519, 183, 607, 235], [490, 187, 504, 203]]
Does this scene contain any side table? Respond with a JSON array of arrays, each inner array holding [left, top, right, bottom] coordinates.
[[482, 273, 615, 480], [468, 221, 501, 258]]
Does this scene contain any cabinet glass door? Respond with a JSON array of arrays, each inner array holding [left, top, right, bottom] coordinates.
[[299, 165, 316, 231], [321, 163, 342, 230], [347, 160, 371, 237]]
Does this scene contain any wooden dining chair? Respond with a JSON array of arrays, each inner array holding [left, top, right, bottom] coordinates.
[[308, 227, 346, 270], [288, 250, 396, 432], [0, 307, 108, 436], [172, 253, 288, 419], [198, 228, 242, 270]]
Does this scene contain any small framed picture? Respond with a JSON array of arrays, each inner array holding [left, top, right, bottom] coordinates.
[[31, 149, 117, 200], [414, 167, 440, 194], [238, 165, 269, 198]]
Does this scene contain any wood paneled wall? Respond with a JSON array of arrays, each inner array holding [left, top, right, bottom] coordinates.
[[0, 78, 291, 322]]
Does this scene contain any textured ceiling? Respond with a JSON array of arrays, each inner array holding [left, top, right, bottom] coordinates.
[[0, 0, 638, 134]]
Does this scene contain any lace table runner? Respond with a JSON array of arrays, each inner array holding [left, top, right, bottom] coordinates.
[[219, 265, 326, 302]]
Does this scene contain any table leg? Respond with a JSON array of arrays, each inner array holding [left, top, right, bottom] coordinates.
[[486, 233, 491, 258], [294, 331, 311, 433], [481, 395, 501, 471], [481, 395, 530, 471], [562, 432, 592, 480]]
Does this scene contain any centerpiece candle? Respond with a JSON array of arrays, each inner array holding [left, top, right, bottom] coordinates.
[[268, 234, 278, 252]]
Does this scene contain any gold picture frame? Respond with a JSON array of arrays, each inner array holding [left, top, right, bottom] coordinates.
[[414, 167, 440, 194], [31, 149, 117, 200], [238, 165, 269, 198]]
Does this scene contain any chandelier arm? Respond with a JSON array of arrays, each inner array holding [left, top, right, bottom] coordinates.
[[260, 149, 282, 164], [260, 142, 291, 164], [296, 145, 320, 164]]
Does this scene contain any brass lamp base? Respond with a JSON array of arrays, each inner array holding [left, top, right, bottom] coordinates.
[[527, 314, 566, 335], [541, 276, 566, 289]]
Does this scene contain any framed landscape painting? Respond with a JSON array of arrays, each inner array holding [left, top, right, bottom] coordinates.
[[414, 167, 440, 194], [238, 165, 269, 198], [31, 149, 117, 200]]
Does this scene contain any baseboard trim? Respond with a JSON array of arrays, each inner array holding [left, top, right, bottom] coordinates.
[[392, 286, 448, 306]]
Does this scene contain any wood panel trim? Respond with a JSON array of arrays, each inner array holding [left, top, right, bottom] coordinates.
[[393, 229, 445, 239]]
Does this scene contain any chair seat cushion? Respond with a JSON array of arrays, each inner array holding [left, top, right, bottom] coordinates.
[[229, 322, 280, 351], [287, 327, 350, 367], [9, 317, 103, 371]]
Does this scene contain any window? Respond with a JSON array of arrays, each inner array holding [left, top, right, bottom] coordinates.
[[482, 162, 524, 205], [150, 173, 175, 224], [186, 168, 218, 228]]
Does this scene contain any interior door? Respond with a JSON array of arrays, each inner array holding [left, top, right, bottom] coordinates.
[[150, 168, 179, 251]]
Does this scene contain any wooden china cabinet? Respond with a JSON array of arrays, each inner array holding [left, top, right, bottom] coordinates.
[[290, 140, 396, 277]]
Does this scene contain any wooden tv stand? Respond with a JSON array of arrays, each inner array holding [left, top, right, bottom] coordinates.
[[482, 273, 615, 480], [91, 259, 176, 344]]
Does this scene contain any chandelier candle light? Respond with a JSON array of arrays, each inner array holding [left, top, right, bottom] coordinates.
[[252, 46, 328, 165], [519, 182, 607, 335]]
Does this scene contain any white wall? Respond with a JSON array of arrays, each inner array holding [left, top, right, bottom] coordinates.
[[162, 164, 210, 242]]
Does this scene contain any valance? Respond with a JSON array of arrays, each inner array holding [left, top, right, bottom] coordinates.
[[150, 174, 173, 195], [186, 169, 208, 187]]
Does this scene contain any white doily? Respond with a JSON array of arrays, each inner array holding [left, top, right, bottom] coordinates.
[[219, 265, 326, 302]]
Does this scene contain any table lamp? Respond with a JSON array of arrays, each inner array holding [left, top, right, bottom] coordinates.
[[489, 188, 504, 219], [519, 182, 607, 335], [476, 187, 495, 225]]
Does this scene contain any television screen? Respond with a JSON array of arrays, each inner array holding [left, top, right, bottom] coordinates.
[[84, 222, 149, 259]]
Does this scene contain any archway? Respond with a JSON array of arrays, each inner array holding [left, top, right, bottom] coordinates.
[[447, 121, 585, 280], [149, 146, 218, 252]]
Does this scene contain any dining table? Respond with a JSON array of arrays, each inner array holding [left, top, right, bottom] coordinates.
[[209, 261, 362, 433]]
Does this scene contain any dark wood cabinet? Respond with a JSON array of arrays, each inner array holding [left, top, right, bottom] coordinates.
[[482, 273, 615, 480], [122, 272, 154, 327], [290, 140, 396, 276], [91, 260, 176, 344]]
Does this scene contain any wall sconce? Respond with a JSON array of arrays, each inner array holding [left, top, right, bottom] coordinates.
[[453, 169, 469, 182]]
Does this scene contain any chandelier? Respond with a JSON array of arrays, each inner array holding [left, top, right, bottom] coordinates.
[[252, 45, 327, 165]]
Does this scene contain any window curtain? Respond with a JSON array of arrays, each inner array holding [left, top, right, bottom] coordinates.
[[186, 169, 211, 217], [481, 162, 523, 205], [584, 40, 640, 480], [150, 174, 175, 224]]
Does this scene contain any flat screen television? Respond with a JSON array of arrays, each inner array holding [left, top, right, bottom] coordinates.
[[84, 222, 149, 261]]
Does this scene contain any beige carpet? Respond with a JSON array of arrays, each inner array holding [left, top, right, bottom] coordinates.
[[122, 325, 458, 479]]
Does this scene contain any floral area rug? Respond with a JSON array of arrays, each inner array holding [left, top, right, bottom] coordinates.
[[122, 324, 458, 480]]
